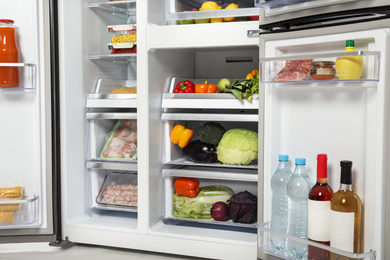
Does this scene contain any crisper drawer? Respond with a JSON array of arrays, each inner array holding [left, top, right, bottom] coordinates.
[[87, 112, 138, 162], [162, 167, 258, 228], [162, 113, 259, 169]]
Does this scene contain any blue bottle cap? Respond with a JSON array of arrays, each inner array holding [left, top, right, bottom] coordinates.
[[279, 155, 289, 161], [295, 158, 306, 165]]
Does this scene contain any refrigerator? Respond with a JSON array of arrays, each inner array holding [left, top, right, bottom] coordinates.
[[0, 0, 388, 260]]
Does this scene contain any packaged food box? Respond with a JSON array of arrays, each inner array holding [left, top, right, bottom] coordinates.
[[0, 186, 23, 224], [96, 172, 138, 208], [100, 119, 138, 160]]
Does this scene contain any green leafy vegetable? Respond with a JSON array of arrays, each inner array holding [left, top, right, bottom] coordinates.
[[216, 128, 258, 165], [222, 73, 259, 101], [198, 122, 226, 146], [173, 185, 234, 219]]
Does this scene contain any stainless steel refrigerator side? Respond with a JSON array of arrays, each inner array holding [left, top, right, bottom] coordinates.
[[259, 0, 390, 26], [256, 18, 390, 260]]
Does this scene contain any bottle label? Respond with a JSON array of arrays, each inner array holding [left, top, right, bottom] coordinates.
[[330, 210, 354, 252], [308, 200, 331, 241]]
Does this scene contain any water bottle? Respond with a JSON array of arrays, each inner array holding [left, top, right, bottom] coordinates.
[[286, 158, 312, 259], [270, 154, 291, 250]]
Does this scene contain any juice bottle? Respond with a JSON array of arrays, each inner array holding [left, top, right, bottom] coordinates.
[[0, 19, 20, 88], [335, 40, 363, 80]]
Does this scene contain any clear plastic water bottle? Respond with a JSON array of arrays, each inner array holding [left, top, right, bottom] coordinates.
[[286, 158, 312, 259], [270, 154, 291, 250]]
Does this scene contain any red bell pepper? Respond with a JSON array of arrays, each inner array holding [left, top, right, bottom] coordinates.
[[173, 80, 195, 93]]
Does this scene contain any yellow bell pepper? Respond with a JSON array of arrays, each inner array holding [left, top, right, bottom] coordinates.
[[171, 124, 194, 148]]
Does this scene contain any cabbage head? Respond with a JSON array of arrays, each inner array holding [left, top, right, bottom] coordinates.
[[216, 128, 258, 165]]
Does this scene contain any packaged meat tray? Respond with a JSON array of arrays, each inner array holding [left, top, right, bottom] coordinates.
[[96, 172, 138, 210], [107, 24, 136, 33], [100, 119, 138, 161]]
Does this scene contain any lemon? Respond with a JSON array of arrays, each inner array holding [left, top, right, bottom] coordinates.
[[224, 3, 239, 22], [210, 17, 224, 23], [199, 1, 222, 11]]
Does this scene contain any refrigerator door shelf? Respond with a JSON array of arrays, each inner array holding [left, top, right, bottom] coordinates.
[[0, 195, 39, 228], [0, 63, 36, 91], [260, 50, 380, 83], [255, 0, 359, 10], [258, 222, 376, 260], [163, 169, 258, 229], [107, 24, 137, 33]]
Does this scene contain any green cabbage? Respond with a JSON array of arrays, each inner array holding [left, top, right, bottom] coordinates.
[[173, 185, 234, 219], [216, 128, 258, 165]]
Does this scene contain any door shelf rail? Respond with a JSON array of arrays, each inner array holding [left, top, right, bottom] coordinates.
[[260, 51, 380, 83], [0, 63, 36, 91], [0, 195, 39, 228], [258, 222, 376, 259]]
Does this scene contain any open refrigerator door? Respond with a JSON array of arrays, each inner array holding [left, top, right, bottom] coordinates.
[[257, 19, 390, 260]]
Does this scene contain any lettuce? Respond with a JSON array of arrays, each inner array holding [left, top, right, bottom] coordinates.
[[173, 185, 234, 219], [216, 128, 258, 165]]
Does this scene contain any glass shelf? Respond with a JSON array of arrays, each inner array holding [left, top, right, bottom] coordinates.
[[0, 63, 36, 91], [260, 51, 380, 84], [87, 0, 136, 16], [0, 196, 39, 227], [166, 8, 259, 21], [88, 53, 137, 62], [258, 222, 376, 259], [255, 0, 358, 9]]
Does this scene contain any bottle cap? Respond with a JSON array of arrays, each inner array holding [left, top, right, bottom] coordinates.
[[295, 158, 306, 165], [346, 40, 355, 47], [340, 160, 353, 184], [0, 19, 14, 24], [317, 154, 328, 178], [279, 155, 288, 161]]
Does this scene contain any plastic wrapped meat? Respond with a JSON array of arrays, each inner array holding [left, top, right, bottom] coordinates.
[[273, 59, 313, 81], [101, 119, 138, 160], [100, 184, 138, 207]]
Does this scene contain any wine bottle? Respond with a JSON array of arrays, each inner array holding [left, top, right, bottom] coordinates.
[[308, 154, 334, 260], [330, 160, 362, 255]]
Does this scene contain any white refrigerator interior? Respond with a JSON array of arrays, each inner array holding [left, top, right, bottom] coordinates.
[[0, 0, 53, 238], [258, 21, 389, 260]]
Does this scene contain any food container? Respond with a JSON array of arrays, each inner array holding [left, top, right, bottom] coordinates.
[[310, 61, 336, 80], [96, 172, 138, 209], [100, 119, 138, 161]]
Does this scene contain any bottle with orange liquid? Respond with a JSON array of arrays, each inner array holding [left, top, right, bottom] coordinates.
[[0, 19, 20, 88]]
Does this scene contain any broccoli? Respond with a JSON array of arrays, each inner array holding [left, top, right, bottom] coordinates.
[[198, 122, 226, 146]]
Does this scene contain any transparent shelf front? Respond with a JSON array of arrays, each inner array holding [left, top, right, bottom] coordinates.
[[87, 0, 136, 16], [0, 196, 39, 227], [0, 63, 36, 91], [88, 53, 137, 62], [260, 51, 380, 84], [255, 0, 359, 9], [258, 222, 376, 260]]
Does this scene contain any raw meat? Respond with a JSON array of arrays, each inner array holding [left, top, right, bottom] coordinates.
[[100, 184, 138, 207], [101, 120, 138, 159], [274, 59, 313, 81]]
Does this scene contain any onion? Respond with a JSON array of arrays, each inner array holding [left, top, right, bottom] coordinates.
[[210, 201, 229, 221]]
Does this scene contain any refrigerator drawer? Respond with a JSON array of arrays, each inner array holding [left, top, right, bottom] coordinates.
[[258, 222, 376, 260], [87, 115, 138, 162], [162, 119, 258, 168], [86, 79, 137, 109], [0, 196, 39, 228], [162, 168, 258, 228]]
